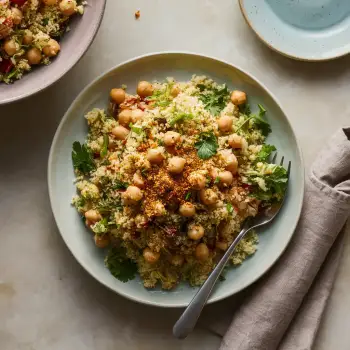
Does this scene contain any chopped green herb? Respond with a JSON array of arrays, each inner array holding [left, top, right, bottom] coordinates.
[[42, 18, 49, 26], [226, 202, 234, 214], [195, 132, 218, 160], [236, 103, 271, 136], [72, 141, 95, 174], [169, 112, 194, 127], [141, 168, 148, 177], [245, 164, 288, 201], [185, 192, 192, 201], [198, 84, 230, 115], [214, 176, 220, 184], [255, 144, 276, 163], [156, 138, 164, 146], [112, 180, 129, 190], [146, 83, 173, 107], [129, 123, 143, 135], [92, 217, 108, 235], [100, 134, 109, 158], [105, 247, 138, 282]]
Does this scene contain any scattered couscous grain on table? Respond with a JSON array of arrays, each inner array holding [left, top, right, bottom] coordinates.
[[0, 0, 85, 83], [71, 76, 288, 290]]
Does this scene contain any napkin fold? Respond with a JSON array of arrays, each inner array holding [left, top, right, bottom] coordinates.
[[208, 128, 350, 350]]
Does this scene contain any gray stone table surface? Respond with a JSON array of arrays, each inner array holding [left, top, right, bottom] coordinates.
[[1, 1, 350, 349]]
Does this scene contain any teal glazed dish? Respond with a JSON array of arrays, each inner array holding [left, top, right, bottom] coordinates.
[[48, 52, 304, 307], [239, 0, 350, 61]]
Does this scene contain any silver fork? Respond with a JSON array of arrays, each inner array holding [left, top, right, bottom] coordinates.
[[173, 154, 291, 339]]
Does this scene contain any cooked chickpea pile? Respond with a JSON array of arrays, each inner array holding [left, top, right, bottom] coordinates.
[[0, 0, 84, 83], [73, 76, 268, 289]]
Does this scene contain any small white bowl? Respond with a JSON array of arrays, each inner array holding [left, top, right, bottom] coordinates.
[[48, 52, 304, 307]]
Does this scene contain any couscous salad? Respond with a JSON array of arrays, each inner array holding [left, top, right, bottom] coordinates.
[[0, 0, 84, 83], [71, 76, 288, 289]]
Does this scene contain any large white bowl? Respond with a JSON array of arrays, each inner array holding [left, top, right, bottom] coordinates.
[[48, 52, 304, 307]]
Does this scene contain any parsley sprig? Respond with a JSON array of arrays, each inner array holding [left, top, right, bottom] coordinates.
[[195, 132, 218, 160], [72, 141, 95, 174], [198, 84, 230, 116], [105, 247, 138, 282]]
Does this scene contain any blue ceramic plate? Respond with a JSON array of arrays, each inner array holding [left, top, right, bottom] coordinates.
[[48, 52, 304, 307], [239, 0, 350, 61]]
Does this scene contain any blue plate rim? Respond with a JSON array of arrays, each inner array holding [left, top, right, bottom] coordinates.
[[239, 0, 350, 62]]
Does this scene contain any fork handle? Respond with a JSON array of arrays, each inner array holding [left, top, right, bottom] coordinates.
[[173, 220, 252, 339]]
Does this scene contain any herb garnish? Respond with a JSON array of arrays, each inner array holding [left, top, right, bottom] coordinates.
[[105, 247, 138, 282], [255, 144, 276, 163], [198, 84, 230, 115], [195, 132, 218, 160], [129, 123, 143, 135], [72, 141, 95, 174], [226, 202, 234, 214], [169, 112, 194, 127]]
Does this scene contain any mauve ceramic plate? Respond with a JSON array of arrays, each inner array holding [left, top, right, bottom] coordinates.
[[0, 0, 106, 105], [239, 0, 350, 61], [48, 52, 304, 307]]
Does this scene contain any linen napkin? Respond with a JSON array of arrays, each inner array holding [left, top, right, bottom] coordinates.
[[206, 127, 350, 350]]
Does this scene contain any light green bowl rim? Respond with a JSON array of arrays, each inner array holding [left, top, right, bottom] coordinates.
[[48, 51, 305, 307]]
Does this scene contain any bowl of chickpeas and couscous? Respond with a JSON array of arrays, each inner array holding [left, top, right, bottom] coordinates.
[[0, 0, 106, 104], [48, 52, 304, 307]]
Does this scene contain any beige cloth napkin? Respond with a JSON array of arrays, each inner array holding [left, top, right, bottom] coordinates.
[[205, 128, 350, 350]]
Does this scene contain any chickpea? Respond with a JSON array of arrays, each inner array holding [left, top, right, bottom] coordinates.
[[118, 109, 132, 127], [111, 125, 129, 140], [43, 39, 60, 57], [94, 234, 110, 248], [3, 39, 17, 56], [123, 185, 143, 202], [218, 171, 233, 186], [168, 156, 186, 174], [84, 209, 102, 223], [143, 247, 160, 264], [195, 243, 210, 261], [170, 254, 184, 266], [199, 189, 218, 206], [209, 167, 219, 180], [171, 85, 180, 97], [110, 88, 126, 105], [137, 81, 153, 97], [188, 172, 206, 190], [220, 150, 238, 175], [131, 109, 144, 123], [216, 241, 228, 251], [133, 172, 145, 188], [228, 134, 243, 149], [27, 47, 42, 65], [146, 148, 164, 164], [230, 90, 247, 105], [179, 202, 196, 217], [43, 0, 58, 4], [11, 7, 23, 25], [163, 131, 181, 147], [22, 31, 33, 45], [154, 201, 166, 216], [217, 115, 233, 133], [188, 224, 205, 240], [59, 0, 77, 16]]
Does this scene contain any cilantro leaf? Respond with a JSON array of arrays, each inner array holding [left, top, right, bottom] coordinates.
[[105, 247, 137, 282], [72, 141, 95, 174], [198, 84, 230, 115], [185, 192, 192, 201], [214, 176, 220, 184], [169, 112, 193, 126], [255, 144, 276, 163], [146, 83, 173, 107], [100, 134, 109, 158], [194, 132, 218, 160], [42, 18, 49, 26]]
